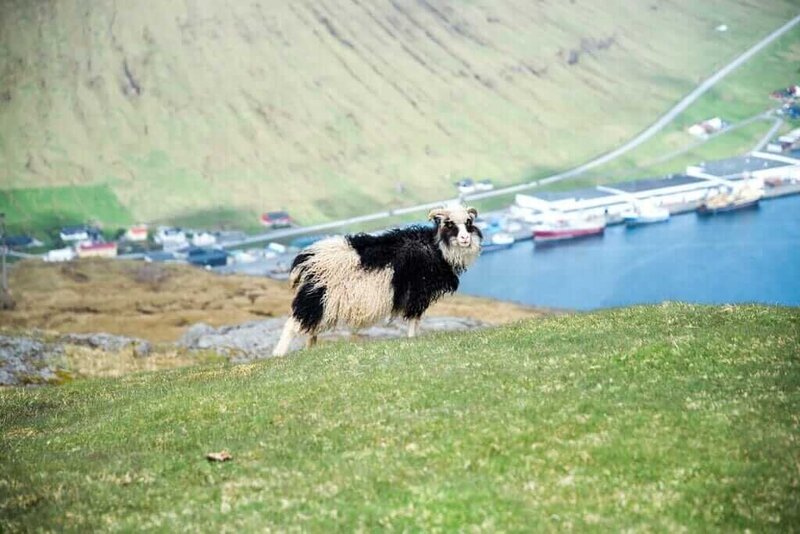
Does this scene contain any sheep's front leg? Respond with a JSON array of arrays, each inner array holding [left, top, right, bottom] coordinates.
[[407, 318, 420, 338], [306, 334, 318, 349]]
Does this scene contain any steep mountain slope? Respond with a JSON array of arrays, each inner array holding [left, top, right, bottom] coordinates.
[[0, 0, 797, 229]]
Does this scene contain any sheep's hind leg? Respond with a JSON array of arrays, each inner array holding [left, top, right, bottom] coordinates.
[[273, 317, 300, 356], [306, 334, 318, 349], [408, 318, 420, 338]]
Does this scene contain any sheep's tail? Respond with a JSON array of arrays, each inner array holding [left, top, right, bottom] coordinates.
[[289, 250, 314, 288]]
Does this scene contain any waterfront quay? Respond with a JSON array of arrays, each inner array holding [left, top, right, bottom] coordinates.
[[508, 151, 800, 226]]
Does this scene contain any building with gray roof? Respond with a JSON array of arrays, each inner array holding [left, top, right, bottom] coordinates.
[[693, 155, 790, 178]]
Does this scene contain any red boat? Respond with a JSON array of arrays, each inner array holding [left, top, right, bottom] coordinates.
[[533, 217, 605, 242]]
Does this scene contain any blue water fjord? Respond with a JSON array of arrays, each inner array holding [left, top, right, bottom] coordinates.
[[460, 194, 800, 310]]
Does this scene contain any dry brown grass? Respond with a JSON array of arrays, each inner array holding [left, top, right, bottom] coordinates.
[[1, 260, 546, 343], [61, 345, 211, 379]]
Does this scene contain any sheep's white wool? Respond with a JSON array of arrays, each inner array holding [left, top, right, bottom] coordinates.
[[274, 205, 481, 356], [439, 239, 481, 272], [299, 237, 395, 331]]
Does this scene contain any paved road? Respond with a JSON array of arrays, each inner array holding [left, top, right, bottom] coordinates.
[[753, 117, 785, 152], [648, 111, 773, 166], [465, 13, 800, 199], [21, 12, 800, 260], [215, 12, 800, 250]]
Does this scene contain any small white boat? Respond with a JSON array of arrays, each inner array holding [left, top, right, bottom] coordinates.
[[482, 231, 515, 252], [623, 202, 670, 226]]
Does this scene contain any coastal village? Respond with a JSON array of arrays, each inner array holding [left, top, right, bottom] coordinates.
[[5, 145, 800, 278], [4, 89, 800, 280]]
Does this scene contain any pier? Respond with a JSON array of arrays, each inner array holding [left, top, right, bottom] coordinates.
[[508, 151, 800, 226]]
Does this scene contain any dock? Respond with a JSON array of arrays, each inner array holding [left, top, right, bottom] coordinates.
[[507, 151, 800, 226]]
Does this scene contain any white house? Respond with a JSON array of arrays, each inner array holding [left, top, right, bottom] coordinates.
[[59, 226, 90, 242], [44, 247, 76, 262], [125, 224, 149, 242], [154, 227, 188, 249], [191, 232, 217, 247]]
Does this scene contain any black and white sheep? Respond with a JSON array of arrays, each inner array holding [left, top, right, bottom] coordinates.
[[272, 205, 483, 356]]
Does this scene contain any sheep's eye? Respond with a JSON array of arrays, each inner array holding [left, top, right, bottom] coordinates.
[[444, 220, 454, 228], [466, 219, 473, 228]]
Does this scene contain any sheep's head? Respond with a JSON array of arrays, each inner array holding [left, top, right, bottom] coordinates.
[[428, 205, 482, 270]]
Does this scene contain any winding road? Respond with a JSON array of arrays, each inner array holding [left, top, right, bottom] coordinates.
[[13, 12, 798, 260], [221, 12, 800, 250]]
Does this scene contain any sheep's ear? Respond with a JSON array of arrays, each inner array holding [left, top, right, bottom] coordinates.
[[428, 208, 448, 223], [467, 207, 478, 219]]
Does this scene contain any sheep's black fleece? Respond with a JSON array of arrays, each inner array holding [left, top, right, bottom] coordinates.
[[346, 225, 460, 320]]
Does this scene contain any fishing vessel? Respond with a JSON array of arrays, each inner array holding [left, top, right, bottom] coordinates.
[[482, 231, 515, 252], [622, 202, 670, 226], [532, 216, 605, 242], [697, 186, 763, 215]]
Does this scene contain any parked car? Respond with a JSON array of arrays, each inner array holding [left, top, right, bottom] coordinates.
[[455, 178, 476, 194], [781, 105, 800, 120], [260, 211, 293, 228], [267, 242, 288, 254], [475, 179, 495, 192]]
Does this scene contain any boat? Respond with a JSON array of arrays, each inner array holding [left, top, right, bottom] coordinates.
[[482, 231, 515, 252], [623, 202, 670, 226], [697, 186, 763, 215], [532, 215, 605, 242]]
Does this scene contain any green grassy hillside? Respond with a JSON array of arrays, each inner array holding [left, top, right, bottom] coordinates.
[[2, 304, 798, 530], [576, 25, 800, 185], [1, 1, 798, 232]]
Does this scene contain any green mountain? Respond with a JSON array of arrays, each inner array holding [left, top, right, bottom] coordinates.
[[0, 1, 797, 231]]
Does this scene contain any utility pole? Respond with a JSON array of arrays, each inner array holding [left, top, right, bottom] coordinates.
[[0, 213, 15, 310]]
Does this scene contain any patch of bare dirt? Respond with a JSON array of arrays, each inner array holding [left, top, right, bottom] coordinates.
[[1, 259, 549, 343]]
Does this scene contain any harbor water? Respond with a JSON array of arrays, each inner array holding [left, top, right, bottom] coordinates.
[[460, 194, 800, 310]]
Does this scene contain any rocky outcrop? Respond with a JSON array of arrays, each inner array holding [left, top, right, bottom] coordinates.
[[179, 316, 488, 362], [1, 316, 487, 385], [0, 332, 152, 386], [0, 335, 65, 386], [60, 333, 152, 358]]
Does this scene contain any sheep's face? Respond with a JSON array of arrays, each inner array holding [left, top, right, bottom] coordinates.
[[429, 206, 482, 265]]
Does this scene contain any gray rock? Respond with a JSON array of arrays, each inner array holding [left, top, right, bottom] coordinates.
[[0, 334, 66, 386], [0, 369, 14, 386], [178, 323, 216, 348], [1, 314, 488, 386], [179, 318, 290, 361], [178, 316, 488, 362], [60, 333, 152, 358]]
